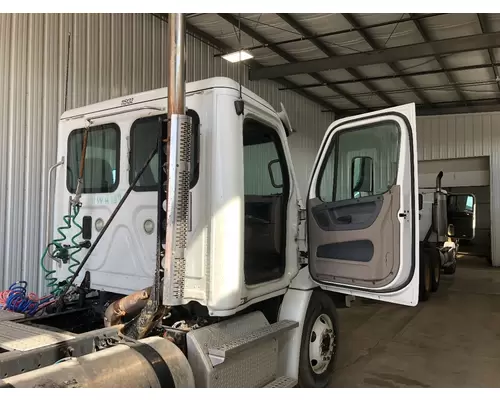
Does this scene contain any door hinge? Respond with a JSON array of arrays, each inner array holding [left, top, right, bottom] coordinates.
[[299, 209, 306, 221]]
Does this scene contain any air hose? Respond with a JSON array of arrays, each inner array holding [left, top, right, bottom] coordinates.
[[40, 125, 90, 297], [0, 281, 55, 316], [40, 204, 84, 296]]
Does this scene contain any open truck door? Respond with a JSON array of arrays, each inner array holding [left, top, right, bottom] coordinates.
[[307, 104, 420, 306]]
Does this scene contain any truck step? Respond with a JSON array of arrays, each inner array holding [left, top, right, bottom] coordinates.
[[0, 321, 75, 352], [264, 376, 297, 388], [208, 319, 298, 366]]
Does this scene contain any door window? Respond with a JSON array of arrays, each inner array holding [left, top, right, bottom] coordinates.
[[316, 121, 400, 202]]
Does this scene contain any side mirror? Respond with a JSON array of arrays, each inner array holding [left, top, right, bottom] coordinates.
[[351, 156, 373, 198], [447, 193, 476, 240], [268, 159, 283, 189]]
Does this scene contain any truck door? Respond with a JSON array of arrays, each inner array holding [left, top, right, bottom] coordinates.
[[307, 104, 419, 306]]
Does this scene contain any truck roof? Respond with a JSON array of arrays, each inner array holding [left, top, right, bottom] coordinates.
[[60, 77, 275, 120]]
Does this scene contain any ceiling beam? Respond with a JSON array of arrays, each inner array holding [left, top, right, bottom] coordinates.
[[223, 13, 446, 54], [477, 13, 500, 95], [153, 14, 340, 113], [329, 97, 500, 117], [341, 13, 431, 105], [409, 14, 468, 104], [217, 13, 371, 111], [278, 62, 500, 90], [249, 30, 500, 80], [277, 13, 394, 107]]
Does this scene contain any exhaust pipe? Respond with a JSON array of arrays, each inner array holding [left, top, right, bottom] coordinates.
[[436, 171, 443, 192], [104, 287, 151, 327]]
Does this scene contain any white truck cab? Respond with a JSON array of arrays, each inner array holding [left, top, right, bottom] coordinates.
[[0, 76, 425, 388], [51, 77, 421, 315]]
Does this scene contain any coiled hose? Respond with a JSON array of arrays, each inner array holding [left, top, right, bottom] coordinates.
[[0, 281, 55, 316], [40, 204, 84, 296]]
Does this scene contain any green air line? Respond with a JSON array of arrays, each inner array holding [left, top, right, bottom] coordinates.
[[40, 205, 83, 296]]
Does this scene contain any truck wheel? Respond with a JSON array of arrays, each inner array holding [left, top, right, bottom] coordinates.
[[429, 249, 441, 293], [419, 248, 431, 302], [298, 290, 339, 388], [443, 259, 457, 275]]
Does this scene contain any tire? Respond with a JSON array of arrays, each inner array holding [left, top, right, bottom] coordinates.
[[429, 249, 441, 293], [298, 290, 339, 388], [443, 259, 457, 275], [419, 248, 432, 302]]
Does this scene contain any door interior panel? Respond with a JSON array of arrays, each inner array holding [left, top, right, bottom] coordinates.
[[317, 240, 374, 262], [312, 195, 384, 232], [308, 186, 401, 288]]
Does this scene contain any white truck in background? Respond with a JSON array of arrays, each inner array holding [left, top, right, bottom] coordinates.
[[0, 77, 475, 388]]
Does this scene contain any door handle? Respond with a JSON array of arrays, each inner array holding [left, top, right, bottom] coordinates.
[[337, 215, 352, 224]]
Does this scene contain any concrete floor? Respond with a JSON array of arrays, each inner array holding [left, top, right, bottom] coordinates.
[[330, 256, 500, 388]]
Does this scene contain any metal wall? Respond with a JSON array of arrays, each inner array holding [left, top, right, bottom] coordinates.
[[0, 13, 331, 293], [416, 113, 500, 266]]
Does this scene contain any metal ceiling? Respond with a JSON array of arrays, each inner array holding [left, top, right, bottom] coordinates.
[[172, 13, 500, 116]]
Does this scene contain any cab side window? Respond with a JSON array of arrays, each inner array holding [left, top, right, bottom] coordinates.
[[129, 110, 200, 191], [67, 123, 120, 194]]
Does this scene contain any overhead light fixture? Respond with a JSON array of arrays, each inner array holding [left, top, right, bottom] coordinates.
[[221, 50, 253, 63]]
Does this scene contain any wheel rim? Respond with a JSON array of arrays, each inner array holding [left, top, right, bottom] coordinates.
[[309, 313, 335, 375]]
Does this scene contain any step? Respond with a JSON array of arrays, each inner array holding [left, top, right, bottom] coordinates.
[[208, 319, 298, 365], [0, 321, 75, 352], [264, 376, 298, 388]]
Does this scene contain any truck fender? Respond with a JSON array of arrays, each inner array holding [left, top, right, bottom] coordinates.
[[277, 288, 313, 380]]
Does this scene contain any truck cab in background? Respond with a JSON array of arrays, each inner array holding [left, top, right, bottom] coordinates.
[[418, 173, 476, 299]]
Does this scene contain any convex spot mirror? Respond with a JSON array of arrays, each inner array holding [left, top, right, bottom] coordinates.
[[447, 193, 476, 240], [351, 156, 373, 199]]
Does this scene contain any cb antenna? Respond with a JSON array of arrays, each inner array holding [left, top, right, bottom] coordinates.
[[64, 32, 72, 112]]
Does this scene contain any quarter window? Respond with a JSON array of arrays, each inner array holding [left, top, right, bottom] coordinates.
[[66, 123, 120, 194]]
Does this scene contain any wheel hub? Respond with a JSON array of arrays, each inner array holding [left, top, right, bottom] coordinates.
[[309, 313, 336, 375]]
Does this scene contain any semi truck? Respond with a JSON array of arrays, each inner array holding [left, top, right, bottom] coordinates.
[[0, 14, 475, 389], [418, 173, 476, 300]]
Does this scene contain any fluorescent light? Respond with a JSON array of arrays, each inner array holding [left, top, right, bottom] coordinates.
[[222, 50, 253, 63]]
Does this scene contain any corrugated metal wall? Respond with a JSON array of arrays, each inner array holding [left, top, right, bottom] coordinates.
[[0, 13, 331, 293], [417, 112, 500, 266]]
